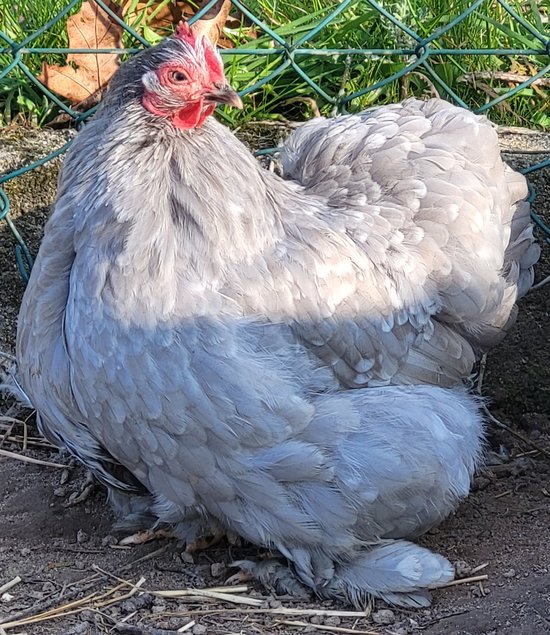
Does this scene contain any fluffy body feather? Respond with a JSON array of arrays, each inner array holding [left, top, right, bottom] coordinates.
[[16, 33, 538, 606]]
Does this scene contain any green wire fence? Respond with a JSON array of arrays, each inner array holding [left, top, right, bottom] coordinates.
[[1, 0, 550, 281]]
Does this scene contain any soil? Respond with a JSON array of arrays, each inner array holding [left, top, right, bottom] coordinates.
[[0, 125, 549, 635]]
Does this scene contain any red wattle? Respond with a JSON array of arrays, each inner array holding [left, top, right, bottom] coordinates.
[[142, 93, 215, 130], [173, 101, 215, 130]]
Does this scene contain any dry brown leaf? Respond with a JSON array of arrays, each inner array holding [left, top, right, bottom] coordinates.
[[193, 0, 232, 45], [39, 0, 123, 104], [121, 0, 193, 35], [120, 0, 234, 42]]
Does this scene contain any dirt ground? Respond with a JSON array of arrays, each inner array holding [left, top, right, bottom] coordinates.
[[0, 125, 549, 635]]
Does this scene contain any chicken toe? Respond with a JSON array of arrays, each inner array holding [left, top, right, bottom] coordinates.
[[119, 528, 174, 546], [184, 529, 227, 554], [229, 559, 311, 599]]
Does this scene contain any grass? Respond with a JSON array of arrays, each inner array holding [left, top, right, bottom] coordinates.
[[0, 0, 548, 128], [0, 0, 74, 125]]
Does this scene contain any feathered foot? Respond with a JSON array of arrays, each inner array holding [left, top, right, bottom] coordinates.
[[109, 490, 227, 552], [229, 541, 454, 609], [228, 559, 311, 599], [319, 541, 454, 608]]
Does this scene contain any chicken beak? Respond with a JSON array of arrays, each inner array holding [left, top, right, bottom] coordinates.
[[204, 85, 244, 109]]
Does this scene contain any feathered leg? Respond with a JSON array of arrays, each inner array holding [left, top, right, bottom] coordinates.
[[229, 542, 453, 608], [220, 386, 484, 608], [318, 541, 454, 608]]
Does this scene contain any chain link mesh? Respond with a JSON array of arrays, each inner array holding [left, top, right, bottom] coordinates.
[[1, 0, 549, 280]]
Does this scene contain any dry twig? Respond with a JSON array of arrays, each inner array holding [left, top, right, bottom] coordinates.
[[0, 579, 146, 631], [0, 578, 21, 595], [459, 71, 550, 87], [441, 574, 489, 587], [470, 562, 489, 574], [114, 625, 181, 635], [275, 620, 377, 634], [2, 435, 53, 449], [155, 607, 371, 620], [0, 547, 169, 627], [476, 354, 550, 460], [531, 274, 550, 291], [482, 407, 550, 460], [0, 448, 66, 468], [153, 585, 263, 606]]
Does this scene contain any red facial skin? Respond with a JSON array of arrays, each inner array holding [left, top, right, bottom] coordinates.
[[142, 23, 227, 130], [142, 63, 217, 129]]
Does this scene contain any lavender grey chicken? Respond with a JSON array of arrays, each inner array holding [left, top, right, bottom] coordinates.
[[16, 22, 539, 607]]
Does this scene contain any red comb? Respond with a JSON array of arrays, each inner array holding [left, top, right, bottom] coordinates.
[[175, 20, 197, 43]]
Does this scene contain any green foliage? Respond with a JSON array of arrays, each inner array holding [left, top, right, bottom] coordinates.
[[0, 0, 71, 124], [0, 0, 548, 128], [221, 0, 549, 127]]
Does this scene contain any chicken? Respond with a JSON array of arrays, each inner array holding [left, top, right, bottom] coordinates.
[[16, 22, 538, 607]]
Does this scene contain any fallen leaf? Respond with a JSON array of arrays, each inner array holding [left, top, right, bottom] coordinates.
[[192, 0, 232, 45], [122, 0, 190, 37], [39, 0, 123, 104]]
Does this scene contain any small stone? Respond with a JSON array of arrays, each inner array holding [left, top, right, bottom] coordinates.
[[210, 562, 225, 577], [151, 600, 167, 614], [42, 581, 56, 593], [310, 615, 322, 624], [192, 624, 207, 635], [156, 622, 170, 630], [20, 548, 31, 556], [120, 593, 153, 612], [80, 610, 95, 621], [268, 599, 282, 608], [53, 487, 67, 497], [67, 622, 90, 634], [372, 609, 396, 625], [180, 551, 195, 564], [324, 616, 341, 626], [60, 468, 71, 486], [76, 529, 90, 544], [454, 560, 473, 577], [1, 593, 14, 602], [120, 599, 138, 613], [503, 568, 516, 578], [473, 476, 491, 491], [101, 534, 118, 547]]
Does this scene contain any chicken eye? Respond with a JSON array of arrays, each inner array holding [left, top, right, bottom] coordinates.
[[171, 70, 188, 82]]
